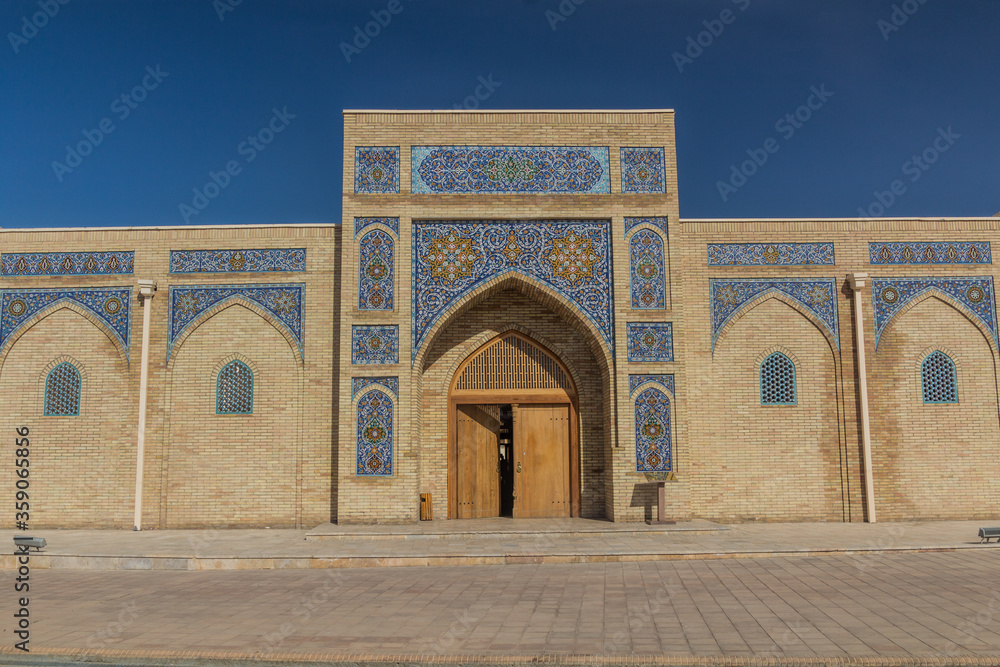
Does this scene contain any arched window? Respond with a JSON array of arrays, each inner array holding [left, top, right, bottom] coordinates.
[[922, 351, 957, 403], [44, 362, 81, 416], [217, 360, 253, 414], [629, 229, 666, 309], [760, 352, 796, 405]]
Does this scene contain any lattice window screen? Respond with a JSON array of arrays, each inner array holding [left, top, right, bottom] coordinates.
[[456, 334, 571, 392], [44, 362, 81, 416], [760, 352, 796, 405], [217, 360, 254, 414], [922, 351, 957, 403]]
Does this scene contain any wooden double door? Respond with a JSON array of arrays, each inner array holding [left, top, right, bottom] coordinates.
[[455, 403, 571, 518]]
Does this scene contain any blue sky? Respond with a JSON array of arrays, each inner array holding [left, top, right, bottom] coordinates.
[[2, 0, 998, 228]]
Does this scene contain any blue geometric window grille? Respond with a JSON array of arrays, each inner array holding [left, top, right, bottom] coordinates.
[[217, 360, 253, 414], [922, 351, 957, 404], [634, 387, 671, 473], [44, 362, 80, 416], [760, 353, 796, 406], [630, 229, 666, 309]]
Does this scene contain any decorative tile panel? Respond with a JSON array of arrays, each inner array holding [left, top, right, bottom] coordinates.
[[872, 277, 997, 349], [168, 284, 304, 361], [710, 279, 840, 351], [869, 242, 991, 265], [626, 323, 673, 362], [628, 374, 674, 397], [630, 229, 666, 309], [412, 220, 613, 361], [352, 325, 399, 365], [354, 147, 400, 194], [355, 217, 399, 237], [359, 230, 394, 311], [1, 288, 132, 358], [707, 243, 835, 266], [169, 249, 306, 273], [2, 252, 133, 276], [635, 386, 671, 473], [356, 389, 393, 476], [411, 146, 610, 194], [624, 217, 669, 237], [351, 376, 398, 399], [620, 147, 666, 194]]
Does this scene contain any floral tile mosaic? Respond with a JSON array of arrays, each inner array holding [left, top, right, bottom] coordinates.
[[620, 147, 666, 194], [351, 376, 398, 399], [710, 278, 839, 351], [707, 243, 835, 266], [411, 146, 610, 194], [632, 376, 674, 474], [356, 388, 393, 476], [868, 242, 991, 265], [355, 217, 399, 237], [626, 322, 673, 362], [169, 249, 306, 273], [624, 217, 669, 237], [168, 284, 304, 361], [628, 374, 674, 397], [871, 276, 997, 349], [352, 325, 399, 365], [630, 229, 666, 309], [358, 230, 394, 311], [1, 252, 133, 276], [0, 287, 132, 358], [354, 147, 400, 194], [412, 220, 612, 361]]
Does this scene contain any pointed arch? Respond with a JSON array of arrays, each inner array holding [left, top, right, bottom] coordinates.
[[358, 229, 394, 311], [876, 290, 1000, 361], [714, 290, 839, 361], [413, 271, 614, 376], [355, 387, 394, 476], [0, 301, 130, 369], [629, 228, 666, 309], [44, 361, 82, 416], [167, 297, 303, 369]]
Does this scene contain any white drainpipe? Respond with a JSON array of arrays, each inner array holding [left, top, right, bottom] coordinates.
[[134, 280, 156, 530], [848, 273, 876, 523]]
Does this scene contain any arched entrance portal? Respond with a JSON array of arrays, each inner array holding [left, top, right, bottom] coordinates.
[[448, 331, 580, 519]]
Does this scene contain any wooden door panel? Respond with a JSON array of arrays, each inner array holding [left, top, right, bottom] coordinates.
[[513, 404, 570, 518], [456, 405, 500, 519]]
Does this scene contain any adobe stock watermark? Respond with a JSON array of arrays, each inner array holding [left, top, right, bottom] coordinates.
[[672, 0, 751, 73], [856, 126, 959, 217], [86, 600, 140, 647], [878, 0, 931, 41], [716, 84, 833, 201], [340, 0, 413, 63], [51, 65, 170, 183], [213, 0, 242, 21], [178, 106, 296, 224], [7, 0, 70, 54], [545, 0, 585, 31], [452, 75, 502, 110]]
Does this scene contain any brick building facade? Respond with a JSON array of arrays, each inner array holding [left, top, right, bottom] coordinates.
[[1, 110, 997, 528]]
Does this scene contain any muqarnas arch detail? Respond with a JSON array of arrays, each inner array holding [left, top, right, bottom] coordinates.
[[0, 287, 132, 359], [412, 220, 613, 360], [359, 230, 394, 311], [167, 284, 304, 361], [710, 278, 839, 351], [630, 229, 666, 309], [356, 389, 393, 476], [871, 276, 997, 350]]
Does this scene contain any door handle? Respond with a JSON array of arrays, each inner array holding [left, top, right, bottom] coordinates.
[[516, 462, 522, 473]]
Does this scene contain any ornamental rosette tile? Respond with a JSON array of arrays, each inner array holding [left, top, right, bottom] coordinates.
[[871, 276, 997, 349], [626, 323, 673, 362], [630, 229, 666, 309], [412, 221, 613, 361], [352, 325, 399, 365], [634, 386, 672, 473], [359, 230, 394, 311], [411, 146, 610, 194], [620, 147, 666, 194], [356, 389, 394, 476], [354, 147, 400, 194]]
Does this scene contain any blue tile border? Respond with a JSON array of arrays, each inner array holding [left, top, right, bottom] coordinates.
[[169, 249, 306, 273], [1, 252, 134, 276], [869, 242, 991, 265], [707, 243, 835, 266]]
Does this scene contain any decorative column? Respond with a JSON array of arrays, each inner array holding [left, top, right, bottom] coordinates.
[[848, 273, 876, 523], [134, 280, 156, 530]]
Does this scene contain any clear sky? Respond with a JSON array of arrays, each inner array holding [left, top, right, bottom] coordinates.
[[2, 0, 998, 228]]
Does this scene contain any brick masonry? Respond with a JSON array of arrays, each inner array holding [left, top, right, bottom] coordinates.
[[0, 110, 997, 527]]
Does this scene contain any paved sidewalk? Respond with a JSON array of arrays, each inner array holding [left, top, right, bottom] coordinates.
[[1, 518, 998, 570], [1, 551, 999, 666]]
